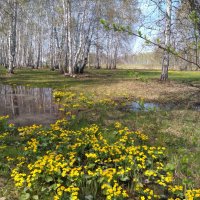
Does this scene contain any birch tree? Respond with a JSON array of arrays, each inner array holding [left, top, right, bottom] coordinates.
[[8, 0, 18, 74], [160, 0, 172, 80], [0, 0, 139, 74]]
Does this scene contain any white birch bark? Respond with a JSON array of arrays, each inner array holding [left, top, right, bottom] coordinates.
[[66, 0, 73, 75], [8, 0, 18, 74], [160, 0, 172, 80]]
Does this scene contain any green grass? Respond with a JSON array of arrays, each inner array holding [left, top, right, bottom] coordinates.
[[0, 66, 200, 198], [122, 109, 200, 187], [76, 99, 200, 187], [1, 66, 200, 88]]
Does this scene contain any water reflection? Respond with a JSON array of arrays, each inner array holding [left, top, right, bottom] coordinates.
[[129, 101, 200, 112], [194, 103, 200, 111], [130, 102, 160, 111], [0, 84, 60, 126]]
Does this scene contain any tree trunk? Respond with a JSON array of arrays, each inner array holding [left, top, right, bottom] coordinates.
[[8, 0, 18, 74], [54, 27, 64, 73], [95, 28, 100, 69], [95, 43, 100, 69], [36, 43, 41, 69], [160, 0, 172, 81], [66, 0, 73, 75]]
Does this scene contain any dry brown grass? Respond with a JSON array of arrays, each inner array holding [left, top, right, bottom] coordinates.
[[79, 79, 200, 104]]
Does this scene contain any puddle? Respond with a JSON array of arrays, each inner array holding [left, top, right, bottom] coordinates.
[[0, 84, 60, 126], [193, 103, 200, 111], [129, 101, 200, 112], [130, 102, 160, 111]]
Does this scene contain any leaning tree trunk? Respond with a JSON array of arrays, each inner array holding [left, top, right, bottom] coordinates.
[[8, 0, 18, 74], [160, 0, 172, 81]]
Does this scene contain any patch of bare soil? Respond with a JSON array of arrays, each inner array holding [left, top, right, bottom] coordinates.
[[0, 178, 5, 188], [0, 177, 18, 200], [88, 80, 200, 104]]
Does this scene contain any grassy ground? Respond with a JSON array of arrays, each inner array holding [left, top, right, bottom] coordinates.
[[1, 67, 200, 88], [0, 66, 200, 198]]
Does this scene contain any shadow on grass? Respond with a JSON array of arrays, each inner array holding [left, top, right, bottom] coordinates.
[[0, 68, 145, 88], [1, 67, 200, 88]]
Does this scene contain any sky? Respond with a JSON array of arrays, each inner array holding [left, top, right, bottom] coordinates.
[[132, 0, 165, 54]]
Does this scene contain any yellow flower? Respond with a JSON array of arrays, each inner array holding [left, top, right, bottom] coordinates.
[[114, 122, 122, 129]]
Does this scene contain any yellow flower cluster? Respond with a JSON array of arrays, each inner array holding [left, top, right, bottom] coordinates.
[[114, 122, 122, 129], [0, 115, 9, 120], [1, 112, 198, 200], [101, 181, 128, 200], [18, 124, 42, 137], [50, 118, 69, 130], [10, 121, 172, 199], [54, 185, 79, 200], [168, 185, 183, 193], [11, 168, 26, 187], [24, 138, 39, 152], [0, 132, 8, 139], [85, 153, 98, 159], [53, 90, 118, 118], [185, 189, 200, 200], [53, 90, 76, 100]]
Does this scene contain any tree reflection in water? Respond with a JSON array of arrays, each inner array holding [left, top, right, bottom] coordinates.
[[0, 85, 60, 126]]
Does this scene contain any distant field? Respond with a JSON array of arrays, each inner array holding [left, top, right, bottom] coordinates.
[[118, 64, 161, 69], [1, 66, 200, 87], [118, 63, 200, 71]]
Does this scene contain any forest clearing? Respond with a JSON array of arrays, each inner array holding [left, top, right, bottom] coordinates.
[[1, 0, 200, 199], [0, 67, 200, 199]]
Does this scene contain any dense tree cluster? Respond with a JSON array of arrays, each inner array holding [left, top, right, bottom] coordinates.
[[0, 0, 199, 79], [0, 0, 138, 74]]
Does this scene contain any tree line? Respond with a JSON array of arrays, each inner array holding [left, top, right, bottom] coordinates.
[[0, 0, 199, 79], [0, 0, 138, 75]]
